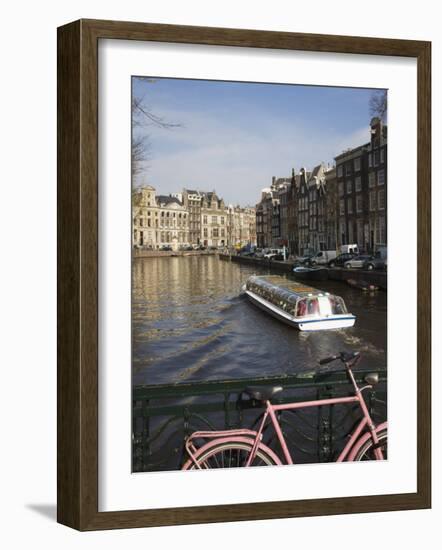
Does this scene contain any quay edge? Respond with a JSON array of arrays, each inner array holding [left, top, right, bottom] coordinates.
[[222, 254, 387, 290]]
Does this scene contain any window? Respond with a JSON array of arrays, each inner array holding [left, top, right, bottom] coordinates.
[[212, 216, 217, 224], [379, 216, 386, 244], [221, 216, 225, 225], [339, 182, 344, 196], [369, 172, 376, 187], [354, 157, 361, 172], [380, 148, 385, 164], [203, 215, 207, 224], [369, 190, 376, 211], [357, 219, 364, 245], [374, 150, 380, 167], [355, 176, 362, 192], [345, 163, 352, 176], [139, 218, 143, 227], [212, 228, 219, 238], [378, 169, 385, 185], [347, 198, 353, 214], [340, 199, 345, 216], [356, 195, 363, 213], [203, 228, 208, 237], [378, 189, 385, 210], [368, 153, 373, 168], [337, 165, 343, 178], [346, 180, 352, 194]]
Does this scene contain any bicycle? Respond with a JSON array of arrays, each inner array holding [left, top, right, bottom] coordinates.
[[182, 351, 387, 469]]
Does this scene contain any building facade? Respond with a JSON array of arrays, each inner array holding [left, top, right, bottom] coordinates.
[[132, 186, 189, 250], [182, 189, 202, 245], [335, 117, 387, 253], [133, 185, 255, 250]]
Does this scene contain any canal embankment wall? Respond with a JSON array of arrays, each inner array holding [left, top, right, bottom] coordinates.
[[221, 254, 387, 290], [133, 249, 219, 259]]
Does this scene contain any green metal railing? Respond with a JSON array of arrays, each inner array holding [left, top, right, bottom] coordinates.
[[133, 366, 387, 472]]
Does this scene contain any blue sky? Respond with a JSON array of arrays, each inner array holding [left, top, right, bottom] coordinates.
[[132, 77, 382, 205]]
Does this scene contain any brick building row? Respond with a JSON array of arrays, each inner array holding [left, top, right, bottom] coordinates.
[[256, 117, 387, 255]]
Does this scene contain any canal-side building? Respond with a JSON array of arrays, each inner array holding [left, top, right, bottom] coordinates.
[[297, 168, 311, 255], [367, 117, 387, 251], [156, 194, 190, 249], [287, 169, 300, 255], [255, 177, 291, 249], [334, 117, 387, 252], [133, 185, 159, 248], [181, 189, 203, 245], [324, 166, 338, 250], [132, 186, 189, 250], [200, 191, 226, 247], [307, 163, 328, 252], [278, 183, 290, 248], [256, 188, 273, 248], [227, 205, 256, 248]]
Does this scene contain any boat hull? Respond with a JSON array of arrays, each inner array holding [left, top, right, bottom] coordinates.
[[246, 291, 355, 331]]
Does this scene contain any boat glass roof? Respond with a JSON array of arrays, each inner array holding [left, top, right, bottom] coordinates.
[[247, 275, 324, 297]]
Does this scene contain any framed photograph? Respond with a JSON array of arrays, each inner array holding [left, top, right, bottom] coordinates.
[[57, 19, 431, 530]]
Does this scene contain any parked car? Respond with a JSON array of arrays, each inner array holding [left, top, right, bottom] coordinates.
[[160, 245, 173, 251], [328, 253, 354, 268], [263, 249, 282, 259], [295, 254, 314, 265], [364, 254, 387, 271], [269, 253, 284, 261], [344, 255, 374, 269]]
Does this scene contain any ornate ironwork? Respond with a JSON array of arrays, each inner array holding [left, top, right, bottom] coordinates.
[[133, 366, 387, 472]]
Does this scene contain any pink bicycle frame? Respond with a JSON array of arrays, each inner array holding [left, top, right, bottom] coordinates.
[[244, 381, 385, 466], [184, 366, 386, 469]]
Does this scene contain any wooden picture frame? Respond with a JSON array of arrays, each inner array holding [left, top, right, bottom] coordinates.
[[57, 18, 431, 530]]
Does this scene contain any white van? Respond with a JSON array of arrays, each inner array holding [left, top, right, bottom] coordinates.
[[340, 244, 359, 255], [308, 250, 337, 266]]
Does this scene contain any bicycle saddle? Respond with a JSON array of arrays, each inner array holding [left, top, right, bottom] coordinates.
[[243, 385, 283, 401]]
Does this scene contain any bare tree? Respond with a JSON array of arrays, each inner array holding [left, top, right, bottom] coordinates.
[[132, 77, 182, 178], [369, 90, 388, 122]]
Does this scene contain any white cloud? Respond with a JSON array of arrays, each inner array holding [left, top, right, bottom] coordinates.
[[134, 108, 369, 205]]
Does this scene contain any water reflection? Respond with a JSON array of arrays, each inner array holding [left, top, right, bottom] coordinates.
[[132, 256, 387, 386]]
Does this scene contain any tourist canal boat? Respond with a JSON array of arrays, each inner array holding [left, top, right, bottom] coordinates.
[[244, 275, 356, 331]]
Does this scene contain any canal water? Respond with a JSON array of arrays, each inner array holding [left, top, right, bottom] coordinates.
[[132, 255, 387, 387]]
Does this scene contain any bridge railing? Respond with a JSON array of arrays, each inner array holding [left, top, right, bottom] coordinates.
[[133, 366, 387, 472]]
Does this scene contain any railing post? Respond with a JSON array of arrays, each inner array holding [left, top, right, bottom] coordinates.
[[142, 398, 150, 470], [317, 386, 333, 462]]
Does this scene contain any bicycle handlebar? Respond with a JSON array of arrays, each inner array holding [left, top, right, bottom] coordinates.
[[319, 354, 340, 365], [319, 351, 360, 366]]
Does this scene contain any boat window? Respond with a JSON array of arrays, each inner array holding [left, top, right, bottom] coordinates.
[[329, 296, 347, 314], [296, 299, 307, 317], [318, 296, 332, 316], [307, 298, 320, 316]]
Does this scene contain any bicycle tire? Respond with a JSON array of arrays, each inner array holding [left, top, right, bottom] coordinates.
[[185, 440, 278, 469], [354, 430, 388, 461]]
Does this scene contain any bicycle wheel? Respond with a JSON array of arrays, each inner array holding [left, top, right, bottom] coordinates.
[[187, 441, 278, 469], [354, 430, 388, 461]]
